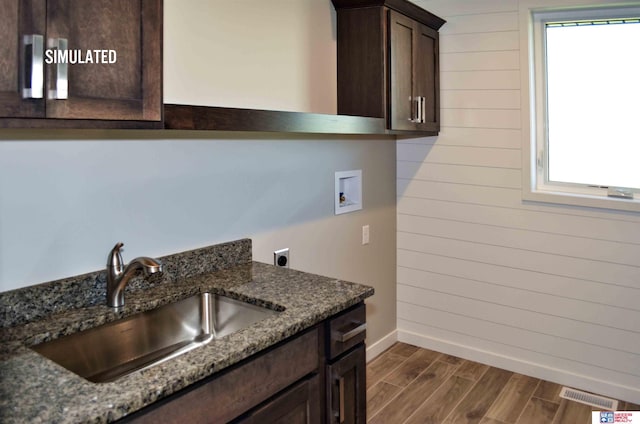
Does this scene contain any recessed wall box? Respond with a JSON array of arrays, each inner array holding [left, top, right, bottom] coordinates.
[[335, 170, 362, 215]]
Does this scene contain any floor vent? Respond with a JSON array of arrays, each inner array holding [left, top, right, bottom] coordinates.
[[559, 387, 618, 410]]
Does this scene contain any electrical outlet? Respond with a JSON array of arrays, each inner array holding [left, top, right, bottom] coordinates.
[[274, 248, 289, 268]]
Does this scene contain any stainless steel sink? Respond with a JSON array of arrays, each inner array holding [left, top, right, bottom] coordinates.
[[32, 293, 280, 383]]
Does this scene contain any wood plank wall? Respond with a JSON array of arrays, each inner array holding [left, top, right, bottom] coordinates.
[[398, 0, 640, 404]]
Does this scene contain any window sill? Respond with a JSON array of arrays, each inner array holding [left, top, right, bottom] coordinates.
[[523, 188, 640, 213]]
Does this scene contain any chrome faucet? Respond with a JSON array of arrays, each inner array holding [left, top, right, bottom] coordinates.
[[106, 242, 163, 308]]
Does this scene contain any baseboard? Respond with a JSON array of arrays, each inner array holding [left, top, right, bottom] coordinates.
[[398, 329, 640, 405], [366, 330, 398, 363]]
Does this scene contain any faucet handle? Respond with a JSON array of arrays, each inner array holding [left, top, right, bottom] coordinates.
[[107, 242, 125, 271]]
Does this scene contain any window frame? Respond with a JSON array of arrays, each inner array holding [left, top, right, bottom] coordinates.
[[520, 1, 640, 213]]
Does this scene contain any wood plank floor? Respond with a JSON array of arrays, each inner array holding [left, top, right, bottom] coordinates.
[[367, 343, 639, 424]]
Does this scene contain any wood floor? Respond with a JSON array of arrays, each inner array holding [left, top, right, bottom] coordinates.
[[366, 343, 639, 424]]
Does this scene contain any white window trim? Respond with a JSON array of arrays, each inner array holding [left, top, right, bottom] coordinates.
[[519, 0, 640, 213]]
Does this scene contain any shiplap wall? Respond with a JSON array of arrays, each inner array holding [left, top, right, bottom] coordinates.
[[399, 0, 640, 403]]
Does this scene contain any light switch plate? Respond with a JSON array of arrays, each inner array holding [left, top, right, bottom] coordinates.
[[362, 225, 370, 245]]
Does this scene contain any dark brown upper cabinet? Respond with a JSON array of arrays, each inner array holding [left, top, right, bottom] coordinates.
[[0, 0, 162, 128], [332, 0, 445, 136], [0, 0, 46, 119]]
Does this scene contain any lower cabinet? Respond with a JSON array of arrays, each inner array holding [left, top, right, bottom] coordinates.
[[327, 345, 366, 424], [235, 375, 321, 424], [121, 303, 366, 424], [326, 303, 368, 424]]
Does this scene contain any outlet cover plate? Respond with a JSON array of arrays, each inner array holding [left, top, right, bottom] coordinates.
[[274, 248, 289, 268]]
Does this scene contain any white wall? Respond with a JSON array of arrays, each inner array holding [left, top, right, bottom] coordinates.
[[164, 0, 337, 114], [400, 0, 640, 403], [0, 0, 396, 347]]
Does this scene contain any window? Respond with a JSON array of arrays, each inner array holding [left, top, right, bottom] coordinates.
[[526, 6, 640, 211]]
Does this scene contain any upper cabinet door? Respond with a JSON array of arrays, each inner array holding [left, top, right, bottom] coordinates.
[[389, 10, 416, 131], [45, 0, 161, 121], [414, 21, 439, 133], [0, 0, 46, 118]]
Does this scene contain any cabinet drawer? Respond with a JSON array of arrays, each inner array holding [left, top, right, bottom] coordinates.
[[328, 303, 366, 360], [124, 328, 319, 423]]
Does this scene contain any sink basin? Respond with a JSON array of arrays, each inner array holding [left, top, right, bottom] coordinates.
[[32, 293, 280, 383]]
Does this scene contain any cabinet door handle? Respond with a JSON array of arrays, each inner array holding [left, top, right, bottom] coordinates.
[[409, 96, 421, 123], [337, 322, 366, 343], [48, 38, 68, 99], [339, 376, 345, 424], [412, 96, 424, 124], [420, 96, 426, 123], [22, 34, 44, 99]]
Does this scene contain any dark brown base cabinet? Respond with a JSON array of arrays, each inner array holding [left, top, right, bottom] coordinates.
[[332, 0, 445, 136], [0, 0, 161, 128], [327, 345, 366, 424], [122, 303, 367, 424], [237, 375, 322, 424]]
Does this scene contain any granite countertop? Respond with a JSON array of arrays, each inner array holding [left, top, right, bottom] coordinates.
[[0, 240, 374, 423]]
